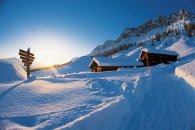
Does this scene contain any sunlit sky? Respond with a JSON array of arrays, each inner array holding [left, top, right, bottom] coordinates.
[[0, 0, 195, 65]]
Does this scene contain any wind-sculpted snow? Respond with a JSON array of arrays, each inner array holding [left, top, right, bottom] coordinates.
[[1, 61, 195, 129], [56, 65, 195, 130], [0, 62, 26, 83], [0, 74, 124, 129], [176, 60, 195, 88]]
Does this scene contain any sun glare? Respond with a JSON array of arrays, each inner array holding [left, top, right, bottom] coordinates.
[[26, 32, 75, 66]]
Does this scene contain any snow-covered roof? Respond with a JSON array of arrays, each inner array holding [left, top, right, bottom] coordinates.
[[89, 57, 143, 67], [142, 48, 179, 56]]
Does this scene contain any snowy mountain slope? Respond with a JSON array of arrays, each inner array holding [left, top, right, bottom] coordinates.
[[90, 40, 115, 56], [89, 9, 195, 56], [166, 37, 195, 61], [0, 62, 26, 83]]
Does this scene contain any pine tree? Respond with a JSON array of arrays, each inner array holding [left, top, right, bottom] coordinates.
[[184, 23, 194, 37], [174, 29, 180, 35], [154, 33, 161, 41]]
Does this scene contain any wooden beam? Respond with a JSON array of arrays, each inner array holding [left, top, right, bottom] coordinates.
[[19, 52, 34, 57], [21, 60, 34, 64], [22, 60, 33, 64], [19, 49, 27, 54], [24, 63, 32, 66], [28, 53, 34, 57], [19, 52, 27, 56], [20, 56, 35, 61], [19, 49, 34, 56], [20, 56, 26, 59], [22, 59, 34, 63], [28, 56, 35, 60]]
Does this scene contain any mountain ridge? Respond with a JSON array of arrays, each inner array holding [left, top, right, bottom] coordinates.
[[89, 9, 195, 56]]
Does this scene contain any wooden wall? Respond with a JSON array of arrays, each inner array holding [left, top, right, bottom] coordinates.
[[140, 51, 177, 66]]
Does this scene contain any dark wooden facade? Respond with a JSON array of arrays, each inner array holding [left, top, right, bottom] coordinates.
[[89, 61, 134, 72], [139, 51, 178, 66]]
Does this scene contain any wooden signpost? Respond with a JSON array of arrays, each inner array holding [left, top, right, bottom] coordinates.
[[19, 48, 35, 79]]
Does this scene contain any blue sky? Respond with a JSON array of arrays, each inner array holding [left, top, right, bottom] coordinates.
[[0, 0, 195, 65]]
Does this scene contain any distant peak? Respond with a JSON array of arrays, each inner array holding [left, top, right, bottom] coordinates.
[[179, 9, 190, 16]]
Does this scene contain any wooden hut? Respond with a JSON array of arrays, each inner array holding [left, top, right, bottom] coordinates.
[[139, 48, 179, 66], [89, 57, 143, 72]]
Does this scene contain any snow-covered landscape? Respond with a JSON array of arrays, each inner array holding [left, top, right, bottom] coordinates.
[[1, 9, 195, 130]]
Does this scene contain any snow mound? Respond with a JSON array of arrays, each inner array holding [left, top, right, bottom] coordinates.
[[175, 60, 195, 88], [0, 62, 26, 83]]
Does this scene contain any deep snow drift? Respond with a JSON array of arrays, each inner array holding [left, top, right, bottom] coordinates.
[[0, 62, 26, 83], [176, 59, 195, 88]]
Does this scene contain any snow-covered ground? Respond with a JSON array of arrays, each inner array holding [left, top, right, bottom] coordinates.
[[1, 63, 195, 129], [1, 31, 195, 129], [58, 65, 195, 130], [0, 62, 26, 83], [176, 59, 195, 88]]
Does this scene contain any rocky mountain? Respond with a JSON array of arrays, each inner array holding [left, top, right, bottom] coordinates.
[[89, 9, 195, 56]]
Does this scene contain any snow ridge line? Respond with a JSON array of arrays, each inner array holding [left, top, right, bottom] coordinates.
[[55, 96, 126, 130]]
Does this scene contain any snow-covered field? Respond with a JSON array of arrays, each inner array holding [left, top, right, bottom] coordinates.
[[1, 63, 195, 129], [1, 30, 195, 129]]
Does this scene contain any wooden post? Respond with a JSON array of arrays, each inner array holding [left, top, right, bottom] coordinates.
[[27, 65, 30, 79], [27, 48, 30, 79]]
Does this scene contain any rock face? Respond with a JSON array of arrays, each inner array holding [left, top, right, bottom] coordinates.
[[89, 9, 195, 56], [90, 40, 115, 56]]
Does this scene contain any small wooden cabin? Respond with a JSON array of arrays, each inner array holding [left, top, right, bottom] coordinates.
[[139, 48, 179, 66], [89, 57, 143, 72]]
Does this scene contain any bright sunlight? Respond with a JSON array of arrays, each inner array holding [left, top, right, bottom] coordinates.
[[26, 31, 77, 66]]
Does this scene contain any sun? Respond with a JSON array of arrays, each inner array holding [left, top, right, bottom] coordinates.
[[27, 33, 70, 66], [23, 30, 87, 66]]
